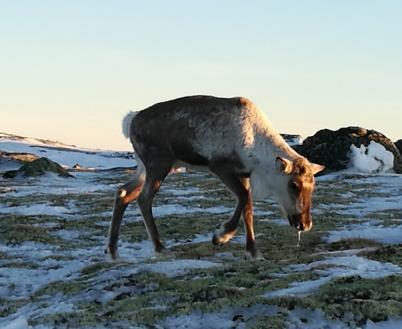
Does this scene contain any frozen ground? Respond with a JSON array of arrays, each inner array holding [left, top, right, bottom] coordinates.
[[1, 139, 402, 328], [1, 167, 402, 328], [0, 133, 135, 170]]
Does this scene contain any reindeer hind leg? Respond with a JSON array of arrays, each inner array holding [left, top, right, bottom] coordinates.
[[137, 157, 173, 253], [106, 160, 146, 259]]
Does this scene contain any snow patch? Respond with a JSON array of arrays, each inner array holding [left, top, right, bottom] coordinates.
[[0, 203, 73, 217], [348, 141, 394, 173], [160, 304, 279, 329], [141, 259, 220, 277], [2, 316, 31, 329], [153, 204, 232, 217], [167, 187, 201, 196], [326, 225, 402, 245], [2, 172, 115, 197], [287, 307, 348, 329], [365, 318, 402, 329], [287, 136, 303, 146], [0, 257, 87, 298], [265, 255, 401, 298]]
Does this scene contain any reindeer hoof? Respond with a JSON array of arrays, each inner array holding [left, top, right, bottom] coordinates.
[[245, 248, 265, 261], [212, 229, 236, 246], [154, 247, 175, 259], [105, 245, 119, 261], [212, 234, 223, 246]]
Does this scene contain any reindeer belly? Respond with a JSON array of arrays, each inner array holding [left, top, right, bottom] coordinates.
[[169, 131, 249, 176], [171, 140, 210, 166]]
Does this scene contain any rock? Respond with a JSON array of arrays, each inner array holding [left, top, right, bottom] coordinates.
[[0, 151, 39, 163], [395, 139, 402, 155], [281, 134, 303, 146], [0, 151, 40, 173], [3, 157, 74, 178], [294, 127, 402, 173]]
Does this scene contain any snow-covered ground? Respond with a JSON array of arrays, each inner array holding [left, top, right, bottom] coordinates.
[[1, 134, 402, 328], [0, 133, 135, 170], [265, 253, 401, 298]]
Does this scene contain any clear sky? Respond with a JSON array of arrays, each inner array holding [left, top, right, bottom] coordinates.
[[1, 1, 401, 150]]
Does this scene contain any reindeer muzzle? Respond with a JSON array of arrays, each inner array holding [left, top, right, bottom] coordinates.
[[288, 213, 312, 232]]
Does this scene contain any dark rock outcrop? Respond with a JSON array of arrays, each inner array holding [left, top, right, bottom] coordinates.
[[0, 151, 40, 173], [294, 127, 402, 173], [3, 157, 74, 178]]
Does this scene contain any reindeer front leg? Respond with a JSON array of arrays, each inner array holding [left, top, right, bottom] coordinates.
[[211, 174, 261, 259], [242, 184, 262, 259], [209, 169, 243, 244]]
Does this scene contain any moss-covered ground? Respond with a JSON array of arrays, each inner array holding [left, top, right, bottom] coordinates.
[[0, 170, 402, 328]]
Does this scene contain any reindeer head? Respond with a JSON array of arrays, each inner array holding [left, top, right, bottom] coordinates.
[[275, 157, 325, 232]]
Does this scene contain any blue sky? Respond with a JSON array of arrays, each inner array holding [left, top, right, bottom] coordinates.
[[1, 1, 401, 150]]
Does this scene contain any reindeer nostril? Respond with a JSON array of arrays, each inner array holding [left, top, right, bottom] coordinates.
[[297, 223, 304, 231]]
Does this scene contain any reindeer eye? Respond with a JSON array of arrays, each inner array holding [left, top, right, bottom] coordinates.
[[290, 181, 300, 192]]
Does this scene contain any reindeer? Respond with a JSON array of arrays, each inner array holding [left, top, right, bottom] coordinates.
[[106, 96, 324, 259]]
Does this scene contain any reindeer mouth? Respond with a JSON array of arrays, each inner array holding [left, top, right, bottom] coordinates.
[[288, 214, 311, 232]]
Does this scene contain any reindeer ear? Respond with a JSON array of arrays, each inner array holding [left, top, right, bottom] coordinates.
[[311, 163, 325, 175], [276, 156, 293, 174]]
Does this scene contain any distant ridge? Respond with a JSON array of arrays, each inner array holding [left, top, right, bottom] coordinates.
[[0, 132, 76, 149], [0, 132, 135, 171]]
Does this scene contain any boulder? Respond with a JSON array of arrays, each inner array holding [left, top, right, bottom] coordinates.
[[294, 127, 402, 173], [3, 157, 74, 178], [0, 151, 39, 163], [0, 151, 40, 173], [281, 134, 303, 146], [395, 139, 402, 155]]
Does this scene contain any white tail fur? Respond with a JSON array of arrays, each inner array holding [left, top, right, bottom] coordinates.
[[122, 111, 138, 139]]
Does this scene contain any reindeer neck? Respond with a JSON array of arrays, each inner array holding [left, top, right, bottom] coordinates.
[[251, 118, 301, 164]]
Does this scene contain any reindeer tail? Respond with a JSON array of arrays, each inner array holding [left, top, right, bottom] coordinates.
[[122, 111, 139, 139]]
